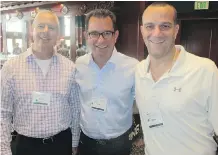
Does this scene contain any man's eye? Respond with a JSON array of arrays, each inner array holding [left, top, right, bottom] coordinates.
[[103, 31, 112, 35], [146, 25, 153, 30], [160, 25, 171, 30], [90, 32, 99, 36], [38, 25, 45, 29], [48, 26, 55, 30]]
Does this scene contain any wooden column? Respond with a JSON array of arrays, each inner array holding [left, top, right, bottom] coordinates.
[[2, 16, 7, 54], [116, 1, 147, 61], [0, 23, 2, 52], [22, 20, 28, 52], [70, 14, 76, 62]]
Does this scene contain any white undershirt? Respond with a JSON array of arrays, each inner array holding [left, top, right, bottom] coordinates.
[[35, 58, 52, 77]]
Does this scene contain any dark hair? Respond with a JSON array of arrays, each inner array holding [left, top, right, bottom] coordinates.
[[149, 2, 178, 24], [85, 9, 117, 30]]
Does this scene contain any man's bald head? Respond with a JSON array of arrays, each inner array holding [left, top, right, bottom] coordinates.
[[142, 2, 177, 25], [32, 10, 60, 30], [31, 10, 60, 57], [140, 2, 179, 59]]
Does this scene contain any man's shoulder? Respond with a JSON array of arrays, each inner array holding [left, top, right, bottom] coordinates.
[[116, 52, 139, 65], [134, 59, 146, 75], [1, 54, 23, 73], [136, 59, 146, 69], [4, 54, 23, 66], [75, 54, 90, 65], [57, 53, 75, 67], [186, 52, 217, 72]]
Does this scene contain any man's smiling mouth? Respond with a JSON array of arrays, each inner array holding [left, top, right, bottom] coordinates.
[[96, 45, 107, 49], [149, 40, 165, 44]]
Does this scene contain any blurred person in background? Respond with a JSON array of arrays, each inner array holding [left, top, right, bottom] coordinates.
[[13, 43, 22, 55]]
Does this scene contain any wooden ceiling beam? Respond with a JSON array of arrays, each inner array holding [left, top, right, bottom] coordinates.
[[1, 1, 57, 11]]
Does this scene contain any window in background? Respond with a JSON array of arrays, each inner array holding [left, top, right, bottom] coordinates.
[[6, 39, 13, 54], [15, 39, 22, 48], [65, 40, 70, 48], [6, 20, 22, 32], [64, 16, 71, 36]]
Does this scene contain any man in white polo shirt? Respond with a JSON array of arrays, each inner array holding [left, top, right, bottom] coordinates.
[[135, 2, 218, 155]]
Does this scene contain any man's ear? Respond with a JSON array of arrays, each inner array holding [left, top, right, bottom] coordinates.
[[140, 25, 144, 39], [84, 31, 88, 39], [174, 24, 180, 39], [114, 30, 119, 43]]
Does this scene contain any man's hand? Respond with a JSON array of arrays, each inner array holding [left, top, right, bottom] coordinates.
[[72, 147, 78, 155]]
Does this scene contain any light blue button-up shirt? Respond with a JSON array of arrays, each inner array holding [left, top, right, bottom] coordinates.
[[76, 48, 139, 139]]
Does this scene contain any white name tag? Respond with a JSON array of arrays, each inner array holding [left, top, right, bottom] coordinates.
[[147, 109, 164, 128], [32, 92, 51, 106], [91, 98, 107, 112]]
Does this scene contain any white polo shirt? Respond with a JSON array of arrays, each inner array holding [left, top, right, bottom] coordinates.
[[135, 45, 218, 155]]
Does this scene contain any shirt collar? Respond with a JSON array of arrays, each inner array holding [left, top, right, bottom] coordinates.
[[85, 47, 118, 66], [23, 46, 59, 64], [142, 45, 188, 78], [169, 45, 188, 77]]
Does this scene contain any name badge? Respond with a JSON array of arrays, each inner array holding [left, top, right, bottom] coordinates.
[[32, 92, 51, 106], [91, 98, 107, 112], [147, 109, 164, 128]]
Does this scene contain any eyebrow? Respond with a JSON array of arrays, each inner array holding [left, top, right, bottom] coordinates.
[[143, 22, 173, 25], [89, 30, 114, 32], [37, 23, 55, 26]]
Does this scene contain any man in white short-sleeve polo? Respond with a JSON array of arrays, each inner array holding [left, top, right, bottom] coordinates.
[[135, 2, 218, 155]]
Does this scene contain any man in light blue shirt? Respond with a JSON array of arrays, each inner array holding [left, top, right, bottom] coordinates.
[[75, 9, 139, 155]]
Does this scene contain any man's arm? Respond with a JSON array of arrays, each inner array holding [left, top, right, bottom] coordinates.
[[69, 69, 81, 148], [1, 62, 15, 155], [208, 62, 218, 141]]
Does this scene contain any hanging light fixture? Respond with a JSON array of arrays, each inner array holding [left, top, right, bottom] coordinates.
[[60, 4, 69, 15], [16, 10, 23, 19]]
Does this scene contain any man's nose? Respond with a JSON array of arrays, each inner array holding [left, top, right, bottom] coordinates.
[[152, 26, 162, 36], [43, 25, 48, 32], [97, 34, 105, 42]]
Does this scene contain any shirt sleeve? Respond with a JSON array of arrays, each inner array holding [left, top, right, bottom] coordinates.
[[1, 62, 14, 155], [132, 60, 139, 99], [69, 69, 81, 147], [208, 62, 218, 135]]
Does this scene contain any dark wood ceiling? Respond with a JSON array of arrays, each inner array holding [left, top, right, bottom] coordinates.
[[1, 1, 38, 7], [0, 1, 57, 11]]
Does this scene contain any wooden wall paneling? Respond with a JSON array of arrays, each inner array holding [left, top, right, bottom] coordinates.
[[115, 1, 147, 61], [70, 13, 76, 62], [175, 20, 181, 45], [138, 1, 148, 61], [180, 20, 212, 58], [179, 19, 218, 68], [210, 20, 218, 67]]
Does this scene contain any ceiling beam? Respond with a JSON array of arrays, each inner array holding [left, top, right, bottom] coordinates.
[[1, 1, 57, 12]]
